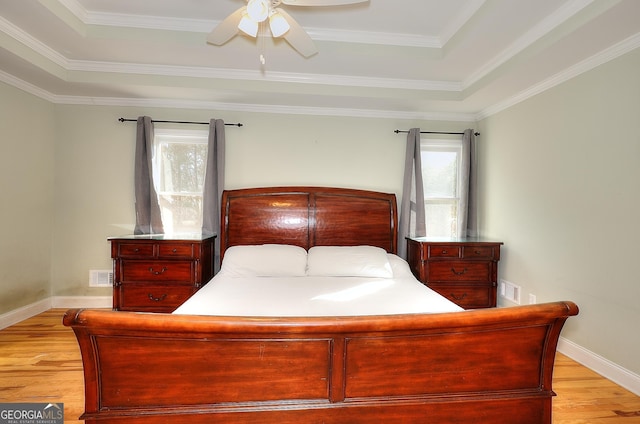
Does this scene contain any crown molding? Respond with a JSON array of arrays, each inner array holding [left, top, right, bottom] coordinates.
[[0, 70, 57, 102], [66, 59, 461, 92], [464, 0, 596, 89], [4, 30, 638, 124], [0, 65, 473, 121], [42, 0, 601, 97], [84, 10, 214, 33], [1, 13, 458, 93], [85, 11, 440, 48], [306, 28, 440, 48], [13, 0, 601, 100], [439, 0, 486, 47], [56, 0, 440, 48], [56, 0, 88, 22], [0, 16, 68, 68], [51, 94, 477, 122], [4, 2, 638, 125], [477, 31, 640, 120]]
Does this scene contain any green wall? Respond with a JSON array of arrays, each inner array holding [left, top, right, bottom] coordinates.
[[478, 47, 640, 375], [0, 89, 471, 308], [0, 82, 55, 311]]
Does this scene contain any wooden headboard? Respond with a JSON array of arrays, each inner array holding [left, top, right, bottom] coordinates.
[[219, 186, 397, 260]]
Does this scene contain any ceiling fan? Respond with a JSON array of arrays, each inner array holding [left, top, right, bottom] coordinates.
[[207, 0, 368, 58]]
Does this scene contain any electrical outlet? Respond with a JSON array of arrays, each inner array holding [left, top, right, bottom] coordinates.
[[499, 279, 521, 304], [529, 294, 537, 304]]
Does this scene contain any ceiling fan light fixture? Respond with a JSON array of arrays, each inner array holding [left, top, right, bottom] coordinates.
[[246, 0, 270, 23], [269, 11, 290, 37], [210, 0, 337, 58], [238, 13, 259, 37]]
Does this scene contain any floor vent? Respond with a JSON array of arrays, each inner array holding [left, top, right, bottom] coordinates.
[[89, 270, 114, 287], [499, 279, 521, 304]]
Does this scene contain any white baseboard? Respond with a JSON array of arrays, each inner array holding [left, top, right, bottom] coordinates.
[[0, 296, 112, 330], [51, 296, 112, 309], [0, 298, 52, 330], [558, 336, 640, 396]]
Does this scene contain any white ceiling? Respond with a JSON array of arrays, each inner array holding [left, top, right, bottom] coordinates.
[[1, 0, 639, 121]]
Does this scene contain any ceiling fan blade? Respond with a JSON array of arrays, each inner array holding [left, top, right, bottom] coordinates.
[[281, 0, 368, 5], [206, 7, 245, 45], [275, 8, 318, 57]]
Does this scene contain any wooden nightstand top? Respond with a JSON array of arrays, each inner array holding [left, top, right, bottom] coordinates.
[[109, 233, 216, 241], [407, 236, 503, 245]]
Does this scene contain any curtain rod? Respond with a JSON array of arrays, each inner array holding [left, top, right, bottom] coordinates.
[[119, 118, 243, 127], [394, 129, 479, 136]]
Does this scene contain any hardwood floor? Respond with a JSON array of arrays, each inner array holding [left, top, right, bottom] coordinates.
[[1, 309, 639, 423], [553, 355, 640, 423], [1, 310, 84, 423]]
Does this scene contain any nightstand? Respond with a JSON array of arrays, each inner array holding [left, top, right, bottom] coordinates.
[[406, 237, 503, 309], [109, 234, 216, 312]]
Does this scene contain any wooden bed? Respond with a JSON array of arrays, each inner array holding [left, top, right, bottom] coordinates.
[[64, 186, 578, 423]]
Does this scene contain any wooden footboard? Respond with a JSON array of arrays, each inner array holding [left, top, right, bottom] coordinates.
[[64, 301, 578, 424]]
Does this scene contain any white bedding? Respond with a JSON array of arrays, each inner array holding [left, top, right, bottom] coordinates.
[[173, 251, 463, 317]]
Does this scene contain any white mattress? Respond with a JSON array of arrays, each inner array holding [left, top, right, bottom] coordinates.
[[174, 254, 463, 317]]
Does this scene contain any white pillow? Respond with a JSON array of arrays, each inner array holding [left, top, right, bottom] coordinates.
[[306, 245, 393, 278], [387, 253, 414, 278], [221, 244, 308, 277]]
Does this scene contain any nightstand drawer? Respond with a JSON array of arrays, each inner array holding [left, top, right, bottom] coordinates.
[[118, 283, 194, 312], [462, 246, 496, 260], [428, 284, 494, 309], [117, 243, 155, 258], [427, 261, 491, 282], [158, 243, 195, 258], [121, 260, 193, 282], [428, 245, 461, 258]]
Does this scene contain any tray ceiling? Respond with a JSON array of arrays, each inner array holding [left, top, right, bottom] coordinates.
[[1, 0, 639, 120]]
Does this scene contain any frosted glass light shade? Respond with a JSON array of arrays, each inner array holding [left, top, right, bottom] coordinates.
[[246, 0, 269, 23], [238, 14, 259, 37], [269, 12, 290, 37]]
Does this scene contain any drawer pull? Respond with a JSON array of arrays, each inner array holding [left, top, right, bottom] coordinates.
[[148, 266, 168, 275], [441, 249, 448, 254], [451, 267, 467, 276], [451, 293, 467, 301], [148, 293, 168, 302], [172, 248, 178, 253]]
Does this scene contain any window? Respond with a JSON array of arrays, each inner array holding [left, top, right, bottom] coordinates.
[[153, 129, 209, 234], [421, 139, 463, 238]]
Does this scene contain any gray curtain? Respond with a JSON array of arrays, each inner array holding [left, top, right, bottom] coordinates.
[[202, 119, 226, 271], [398, 128, 426, 259], [458, 129, 478, 238], [134, 116, 163, 235]]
